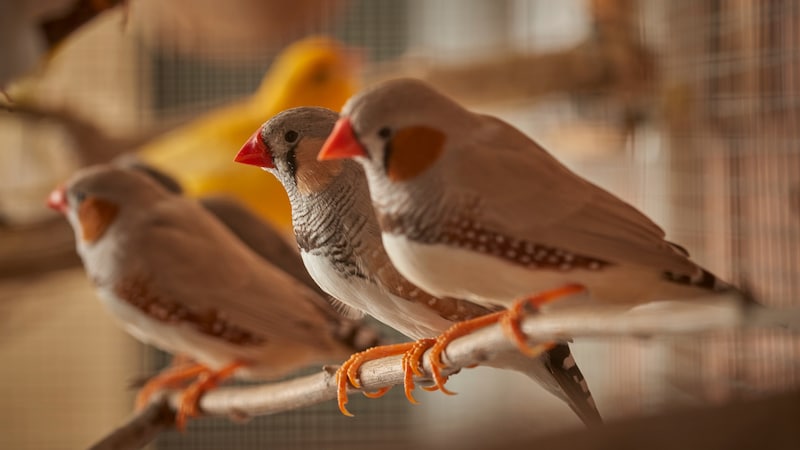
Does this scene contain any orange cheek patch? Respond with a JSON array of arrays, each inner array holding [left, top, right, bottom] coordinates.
[[295, 138, 344, 195], [387, 126, 446, 182], [78, 197, 119, 243]]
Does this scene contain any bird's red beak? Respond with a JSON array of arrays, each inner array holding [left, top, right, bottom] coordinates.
[[235, 131, 274, 168], [47, 185, 68, 213], [317, 118, 367, 160]]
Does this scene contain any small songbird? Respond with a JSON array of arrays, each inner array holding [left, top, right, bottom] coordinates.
[[317, 78, 737, 345], [48, 164, 380, 429], [118, 157, 326, 297], [139, 36, 359, 230], [235, 107, 602, 425]]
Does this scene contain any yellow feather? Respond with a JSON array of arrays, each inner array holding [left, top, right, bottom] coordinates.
[[139, 36, 359, 229]]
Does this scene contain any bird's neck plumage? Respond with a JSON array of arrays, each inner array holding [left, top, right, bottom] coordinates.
[[362, 162, 455, 244], [77, 228, 126, 289], [289, 163, 383, 275]]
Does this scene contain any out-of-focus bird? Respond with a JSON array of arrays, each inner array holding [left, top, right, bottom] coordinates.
[[117, 157, 325, 296], [317, 78, 737, 372], [48, 164, 380, 429], [138, 35, 359, 230], [235, 107, 602, 426]]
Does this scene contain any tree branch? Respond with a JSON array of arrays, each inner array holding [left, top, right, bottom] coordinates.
[[89, 294, 796, 450], [89, 396, 175, 450]]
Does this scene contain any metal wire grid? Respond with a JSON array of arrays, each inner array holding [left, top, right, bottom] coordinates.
[[655, 0, 800, 404]]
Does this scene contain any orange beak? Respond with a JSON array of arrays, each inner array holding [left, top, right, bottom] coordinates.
[[47, 185, 68, 213], [317, 118, 367, 161], [235, 131, 274, 168]]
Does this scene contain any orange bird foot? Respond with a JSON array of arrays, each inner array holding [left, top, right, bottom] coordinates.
[[427, 284, 587, 391], [501, 283, 585, 356], [400, 338, 437, 402], [336, 340, 439, 416], [428, 310, 508, 394], [135, 362, 208, 410], [174, 361, 246, 431]]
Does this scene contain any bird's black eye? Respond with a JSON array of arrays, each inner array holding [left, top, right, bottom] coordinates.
[[74, 191, 86, 204], [378, 127, 392, 139], [284, 130, 299, 143]]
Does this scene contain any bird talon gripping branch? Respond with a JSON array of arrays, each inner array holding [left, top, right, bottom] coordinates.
[[336, 343, 408, 416], [502, 284, 587, 357], [174, 361, 245, 431], [426, 310, 512, 394], [401, 338, 437, 403], [336, 340, 442, 416], [135, 362, 208, 411]]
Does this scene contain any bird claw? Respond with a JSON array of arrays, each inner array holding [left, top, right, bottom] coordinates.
[[175, 377, 207, 431], [362, 387, 392, 398], [172, 361, 245, 431], [336, 340, 442, 415], [429, 351, 456, 395], [135, 363, 207, 411], [336, 344, 412, 416], [401, 338, 437, 403], [427, 310, 509, 395], [502, 284, 586, 356]]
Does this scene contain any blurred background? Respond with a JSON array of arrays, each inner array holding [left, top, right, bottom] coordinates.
[[0, 0, 798, 448]]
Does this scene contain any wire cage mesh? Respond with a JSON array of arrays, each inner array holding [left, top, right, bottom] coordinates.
[[654, 0, 800, 406], [0, 0, 798, 449]]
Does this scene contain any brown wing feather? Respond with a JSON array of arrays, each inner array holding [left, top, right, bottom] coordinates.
[[123, 197, 346, 350], [446, 114, 697, 275]]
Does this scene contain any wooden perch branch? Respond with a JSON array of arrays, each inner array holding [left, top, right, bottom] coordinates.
[[89, 399, 175, 450], [90, 294, 798, 450]]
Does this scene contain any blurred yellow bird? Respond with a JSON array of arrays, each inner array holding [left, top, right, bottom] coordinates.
[[139, 36, 359, 229]]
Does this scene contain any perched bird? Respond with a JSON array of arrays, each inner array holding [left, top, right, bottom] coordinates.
[[139, 35, 359, 230], [235, 106, 601, 425], [118, 157, 325, 296], [48, 164, 379, 429], [318, 77, 736, 351]]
